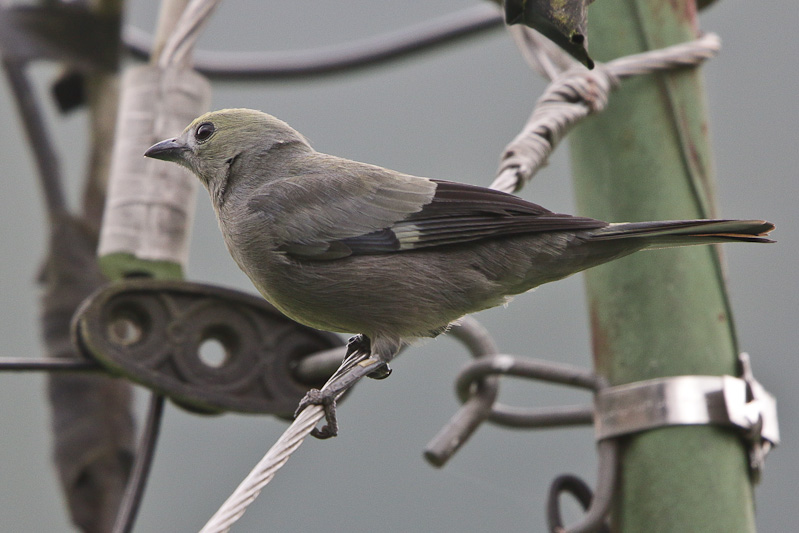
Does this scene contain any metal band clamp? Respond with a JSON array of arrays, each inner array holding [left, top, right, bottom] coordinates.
[[594, 353, 778, 477]]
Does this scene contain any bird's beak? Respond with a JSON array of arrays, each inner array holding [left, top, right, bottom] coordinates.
[[144, 138, 188, 162]]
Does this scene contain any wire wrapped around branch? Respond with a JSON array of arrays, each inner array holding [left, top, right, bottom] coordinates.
[[491, 32, 721, 193], [491, 65, 618, 193]]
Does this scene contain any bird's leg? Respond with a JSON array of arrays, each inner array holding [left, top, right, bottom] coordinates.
[[345, 334, 370, 364], [295, 334, 387, 439], [335, 335, 391, 380], [347, 335, 392, 380]]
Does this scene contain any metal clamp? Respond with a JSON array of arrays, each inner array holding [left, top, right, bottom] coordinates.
[[72, 279, 345, 416], [595, 353, 779, 478], [734, 352, 779, 477]]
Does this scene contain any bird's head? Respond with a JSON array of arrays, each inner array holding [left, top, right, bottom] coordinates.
[[144, 108, 311, 191]]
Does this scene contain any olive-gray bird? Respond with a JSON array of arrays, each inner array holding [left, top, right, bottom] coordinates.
[[145, 108, 774, 437]]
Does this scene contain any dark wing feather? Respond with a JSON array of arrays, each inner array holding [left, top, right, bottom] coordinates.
[[416, 179, 551, 216], [303, 180, 607, 258]]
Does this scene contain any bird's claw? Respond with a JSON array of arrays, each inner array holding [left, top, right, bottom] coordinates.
[[294, 335, 391, 439], [295, 388, 339, 439]]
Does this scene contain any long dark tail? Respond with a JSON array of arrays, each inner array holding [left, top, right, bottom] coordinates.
[[589, 219, 775, 248]]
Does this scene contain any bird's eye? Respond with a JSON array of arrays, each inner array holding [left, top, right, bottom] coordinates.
[[195, 122, 215, 142]]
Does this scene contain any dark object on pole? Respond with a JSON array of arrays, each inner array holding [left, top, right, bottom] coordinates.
[[40, 216, 136, 533], [503, 0, 595, 68]]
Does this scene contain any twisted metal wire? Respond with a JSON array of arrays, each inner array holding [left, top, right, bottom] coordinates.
[[199, 404, 326, 533], [546, 440, 618, 533], [198, 318, 494, 532], [490, 32, 721, 194], [427, 350, 616, 533]]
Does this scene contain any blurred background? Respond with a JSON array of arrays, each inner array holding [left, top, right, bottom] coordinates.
[[1, 1, 796, 531]]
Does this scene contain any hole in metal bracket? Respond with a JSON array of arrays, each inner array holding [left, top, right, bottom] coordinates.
[[199, 338, 227, 368], [106, 304, 149, 346], [198, 326, 238, 369]]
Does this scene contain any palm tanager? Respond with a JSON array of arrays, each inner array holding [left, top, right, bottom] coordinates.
[[145, 108, 774, 437]]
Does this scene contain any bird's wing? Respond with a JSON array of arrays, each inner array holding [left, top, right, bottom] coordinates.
[[247, 157, 437, 258], [361, 179, 608, 254], [250, 162, 606, 259]]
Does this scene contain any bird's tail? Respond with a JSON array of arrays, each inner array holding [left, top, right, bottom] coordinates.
[[589, 219, 775, 248]]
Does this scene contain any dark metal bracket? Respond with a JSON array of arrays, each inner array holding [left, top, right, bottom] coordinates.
[[72, 279, 345, 417]]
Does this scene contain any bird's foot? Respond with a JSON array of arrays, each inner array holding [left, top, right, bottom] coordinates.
[[296, 389, 338, 439], [295, 353, 387, 439]]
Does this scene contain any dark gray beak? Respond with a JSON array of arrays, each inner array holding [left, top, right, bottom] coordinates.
[[144, 138, 187, 162]]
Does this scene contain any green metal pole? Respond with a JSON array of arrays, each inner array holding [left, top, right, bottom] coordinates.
[[569, 0, 755, 531]]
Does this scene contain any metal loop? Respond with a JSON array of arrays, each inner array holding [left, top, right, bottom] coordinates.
[[456, 354, 599, 427], [428, 349, 615, 532], [425, 340, 600, 466], [547, 472, 613, 533]]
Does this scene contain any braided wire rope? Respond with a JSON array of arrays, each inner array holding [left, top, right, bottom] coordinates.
[[198, 405, 327, 532], [490, 32, 720, 194]]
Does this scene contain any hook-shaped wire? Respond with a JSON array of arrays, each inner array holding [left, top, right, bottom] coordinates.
[[425, 339, 618, 533], [426, 351, 597, 466]]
